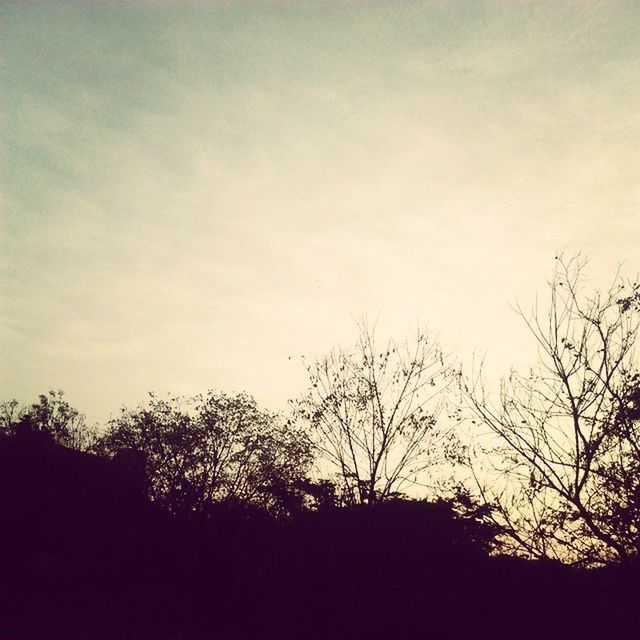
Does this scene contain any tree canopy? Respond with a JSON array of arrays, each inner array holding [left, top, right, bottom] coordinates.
[[94, 391, 313, 516], [0, 390, 94, 451]]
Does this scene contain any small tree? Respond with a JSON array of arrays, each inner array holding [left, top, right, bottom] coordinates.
[[95, 391, 313, 516], [465, 255, 640, 565], [0, 390, 94, 451], [293, 321, 456, 505]]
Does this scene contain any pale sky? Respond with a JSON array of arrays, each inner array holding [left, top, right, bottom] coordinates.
[[2, 1, 639, 424]]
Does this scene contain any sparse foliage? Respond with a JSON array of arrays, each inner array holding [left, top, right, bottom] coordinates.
[[464, 255, 640, 565], [293, 321, 456, 505]]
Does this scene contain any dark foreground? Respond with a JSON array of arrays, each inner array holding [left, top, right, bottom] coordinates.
[[1, 435, 638, 640]]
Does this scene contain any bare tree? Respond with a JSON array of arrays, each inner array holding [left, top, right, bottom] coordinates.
[[465, 254, 640, 565], [293, 321, 455, 505]]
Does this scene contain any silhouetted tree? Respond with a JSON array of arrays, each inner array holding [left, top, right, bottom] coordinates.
[[293, 321, 456, 505], [595, 371, 640, 557], [465, 254, 640, 565], [95, 391, 313, 516], [0, 391, 95, 451]]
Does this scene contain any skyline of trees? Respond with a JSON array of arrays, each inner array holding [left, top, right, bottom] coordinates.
[[2, 254, 639, 565]]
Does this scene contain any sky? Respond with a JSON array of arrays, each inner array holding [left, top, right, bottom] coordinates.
[[2, 1, 639, 424]]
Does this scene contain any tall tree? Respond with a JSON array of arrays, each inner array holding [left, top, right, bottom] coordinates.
[[465, 255, 640, 565], [293, 321, 455, 505]]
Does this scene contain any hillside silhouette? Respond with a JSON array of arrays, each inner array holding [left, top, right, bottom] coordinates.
[[1, 432, 639, 640]]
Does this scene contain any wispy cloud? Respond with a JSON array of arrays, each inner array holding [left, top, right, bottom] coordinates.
[[2, 1, 639, 420]]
